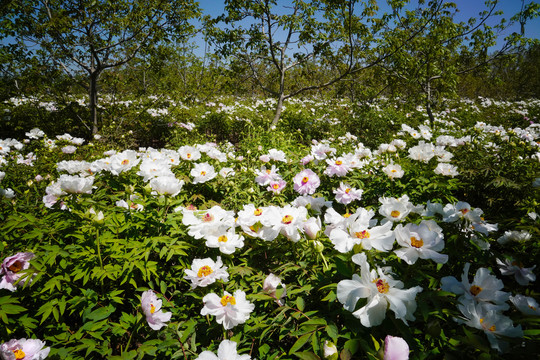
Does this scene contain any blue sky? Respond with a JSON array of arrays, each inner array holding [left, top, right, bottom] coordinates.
[[196, 0, 539, 50]]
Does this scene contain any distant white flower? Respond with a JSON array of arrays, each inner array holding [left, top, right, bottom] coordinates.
[[382, 163, 404, 179], [263, 273, 286, 306], [191, 162, 217, 184], [496, 258, 536, 286], [61, 145, 77, 154], [337, 253, 422, 327], [434, 163, 459, 177], [455, 301, 522, 352], [201, 290, 255, 330], [205, 230, 245, 255], [195, 340, 250, 360], [25, 128, 45, 139], [149, 176, 184, 196], [509, 294, 540, 316], [394, 221, 448, 265], [441, 263, 510, 311], [329, 207, 394, 253], [178, 145, 201, 161], [184, 257, 229, 288], [267, 148, 287, 162], [58, 174, 94, 194], [497, 230, 532, 245], [378, 195, 416, 223]]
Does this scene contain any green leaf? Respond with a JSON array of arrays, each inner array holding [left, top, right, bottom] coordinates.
[[86, 304, 116, 321], [296, 297, 305, 312], [293, 351, 321, 360], [289, 333, 312, 354]]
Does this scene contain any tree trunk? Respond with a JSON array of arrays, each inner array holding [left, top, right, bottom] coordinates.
[[271, 94, 285, 127], [425, 78, 435, 126], [89, 70, 101, 135]]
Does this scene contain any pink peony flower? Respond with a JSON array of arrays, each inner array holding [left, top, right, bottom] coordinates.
[[293, 169, 320, 195], [141, 290, 172, 330], [0, 338, 50, 360], [384, 335, 409, 360], [0, 252, 35, 291]]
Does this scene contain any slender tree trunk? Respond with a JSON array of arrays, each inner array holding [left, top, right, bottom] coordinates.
[[426, 78, 435, 126], [271, 94, 285, 127], [90, 70, 101, 135]]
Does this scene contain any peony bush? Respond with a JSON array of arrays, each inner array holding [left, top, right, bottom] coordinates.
[[0, 97, 539, 359]]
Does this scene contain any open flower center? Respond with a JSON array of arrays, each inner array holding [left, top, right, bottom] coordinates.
[[373, 279, 390, 294], [220, 295, 236, 306], [7, 260, 23, 273], [301, 176, 309, 184], [186, 153, 192, 159], [254, 208, 263, 216], [354, 230, 370, 239], [391, 169, 397, 173], [121, 159, 129, 165], [249, 222, 262, 233], [343, 213, 351, 218], [266, 169, 272, 174], [410, 236, 423, 248], [511, 260, 524, 268], [12, 349, 25, 360], [272, 183, 280, 189], [218, 235, 228, 243], [335, 160, 342, 165], [197, 265, 213, 277], [200, 171, 206, 176], [150, 304, 156, 314], [479, 318, 496, 332], [345, 188, 351, 194], [282, 215, 293, 224], [460, 208, 469, 214], [202, 213, 214, 222], [390, 210, 400, 218], [470, 285, 482, 296]]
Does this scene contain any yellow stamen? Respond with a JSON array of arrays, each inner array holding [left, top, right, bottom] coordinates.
[[272, 183, 280, 189], [390, 210, 400, 218], [150, 304, 156, 314], [202, 213, 214, 222], [249, 222, 262, 233], [373, 279, 390, 294], [354, 230, 370, 239], [282, 215, 293, 224], [121, 159, 129, 165], [266, 169, 272, 174], [7, 261, 23, 273], [200, 171, 206, 176], [197, 265, 213, 277], [301, 176, 309, 184], [335, 160, 343, 165], [186, 153, 192, 159], [345, 188, 351, 194], [410, 236, 423, 248], [254, 208, 263, 216], [391, 169, 397, 173], [460, 208, 469, 214], [13, 349, 25, 360], [218, 235, 228, 243], [470, 285, 482, 296], [343, 213, 351, 218], [220, 295, 236, 306]]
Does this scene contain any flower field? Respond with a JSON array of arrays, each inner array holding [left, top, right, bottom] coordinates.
[[0, 96, 539, 359]]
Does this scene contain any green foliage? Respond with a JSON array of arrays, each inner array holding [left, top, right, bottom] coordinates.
[[0, 95, 539, 359]]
